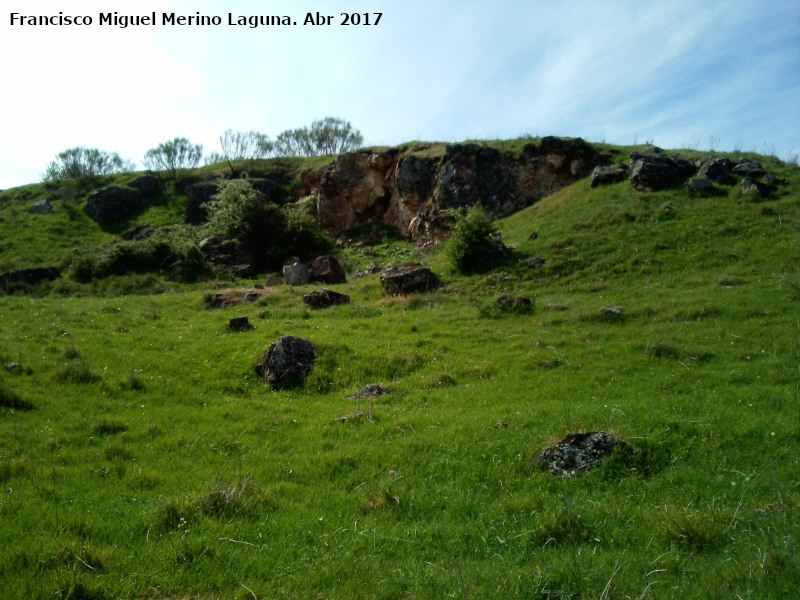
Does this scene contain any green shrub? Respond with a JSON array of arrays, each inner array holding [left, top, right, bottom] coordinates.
[[67, 227, 210, 283], [204, 180, 330, 270], [446, 204, 503, 273]]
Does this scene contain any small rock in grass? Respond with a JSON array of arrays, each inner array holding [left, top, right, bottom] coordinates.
[[350, 384, 388, 400], [256, 336, 317, 390], [228, 316, 252, 331], [535, 431, 624, 477]]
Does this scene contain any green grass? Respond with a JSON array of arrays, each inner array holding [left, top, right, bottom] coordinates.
[[0, 146, 799, 599]]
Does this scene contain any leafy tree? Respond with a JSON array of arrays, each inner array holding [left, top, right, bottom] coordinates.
[[142, 137, 203, 183], [43, 147, 134, 181], [446, 204, 504, 274], [204, 180, 329, 269], [274, 117, 363, 157], [219, 129, 273, 174]]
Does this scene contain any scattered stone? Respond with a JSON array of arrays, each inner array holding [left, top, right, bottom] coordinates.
[[283, 261, 310, 286], [497, 295, 532, 311], [697, 156, 733, 182], [732, 158, 765, 178], [599, 305, 624, 320], [228, 316, 252, 331], [683, 177, 718, 196], [207, 288, 268, 308], [380, 263, 438, 296], [85, 185, 148, 224], [534, 431, 624, 477], [740, 177, 773, 199], [590, 165, 628, 188], [3, 363, 23, 374], [198, 236, 254, 277], [491, 231, 513, 255], [763, 173, 789, 187], [350, 384, 389, 400], [629, 152, 695, 191], [352, 270, 365, 280], [256, 336, 317, 390], [494, 422, 509, 429], [308, 255, 347, 284], [0, 267, 61, 292], [521, 257, 546, 270], [337, 407, 374, 423], [303, 288, 351, 309], [31, 199, 53, 214], [264, 275, 284, 287], [544, 303, 568, 311], [528, 232, 539, 241], [367, 263, 382, 274]]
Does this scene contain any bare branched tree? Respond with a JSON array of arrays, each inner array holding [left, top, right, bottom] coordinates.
[[274, 117, 363, 157], [142, 137, 203, 184], [219, 129, 273, 175], [43, 147, 134, 181]]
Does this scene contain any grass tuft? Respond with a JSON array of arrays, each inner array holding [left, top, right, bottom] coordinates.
[[0, 382, 35, 411], [93, 419, 128, 436], [195, 477, 276, 520], [54, 360, 100, 384]]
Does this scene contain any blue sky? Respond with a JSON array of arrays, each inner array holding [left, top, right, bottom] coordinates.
[[1, 0, 798, 189]]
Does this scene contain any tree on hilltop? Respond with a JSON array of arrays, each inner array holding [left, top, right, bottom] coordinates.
[[274, 117, 363, 157], [43, 147, 134, 181], [143, 137, 203, 184], [219, 129, 274, 175]]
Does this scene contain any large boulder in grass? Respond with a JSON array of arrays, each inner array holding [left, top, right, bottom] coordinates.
[[740, 177, 774, 199], [85, 185, 148, 224], [590, 165, 628, 188], [697, 156, 733, 183], [732, 158, 765, 178], [303, 288, 351, 309], [380, 263, 438, 295], [308, 255, 347, 284], [198, 235, 254, 277], [629, 152, 695, 192], [283, 261, 310, 286], [535, 431, 624, 477], [256, 336, 317, 390]]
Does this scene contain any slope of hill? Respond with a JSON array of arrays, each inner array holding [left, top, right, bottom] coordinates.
[[0, 143, 798, 599]]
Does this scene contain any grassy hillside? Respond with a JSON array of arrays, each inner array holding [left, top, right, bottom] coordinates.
[[0, 146, 799, 599]]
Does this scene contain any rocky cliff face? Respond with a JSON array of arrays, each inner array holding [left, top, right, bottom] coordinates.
[[315, 137, 602, 244]]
